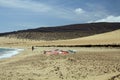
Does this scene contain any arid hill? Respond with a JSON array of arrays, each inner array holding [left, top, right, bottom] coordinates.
[[48, 29, 120, 45], [0, 22, 120, 40]]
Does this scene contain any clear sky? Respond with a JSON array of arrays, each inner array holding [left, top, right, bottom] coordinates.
[[0, 0, 120, 32]]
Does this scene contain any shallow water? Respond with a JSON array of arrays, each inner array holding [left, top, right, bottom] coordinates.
[[0, 48, 23, 59]]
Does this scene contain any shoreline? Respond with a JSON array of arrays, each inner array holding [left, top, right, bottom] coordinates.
[[0, 47, 24, 59], [0, 46, 119, 60]]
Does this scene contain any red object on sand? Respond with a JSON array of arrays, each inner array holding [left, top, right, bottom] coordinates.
[[44, 49, 69, 55]]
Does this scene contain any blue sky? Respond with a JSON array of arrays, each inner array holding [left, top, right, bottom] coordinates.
[[0, 0, 120, 32]]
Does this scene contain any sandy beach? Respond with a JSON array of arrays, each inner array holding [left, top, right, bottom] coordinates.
[[0, 37, 120, 80], [0, 0, 120, 79]]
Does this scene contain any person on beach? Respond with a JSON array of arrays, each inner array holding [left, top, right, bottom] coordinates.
[[32, 46, 34, 51]]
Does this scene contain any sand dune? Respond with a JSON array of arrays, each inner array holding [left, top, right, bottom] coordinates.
[[50, 29, 120, 45], [0, 30, 120, 47], [0, 29, 120, 47], [74, 29, 120, 44]]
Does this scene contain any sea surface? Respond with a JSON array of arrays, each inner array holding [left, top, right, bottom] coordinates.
[[0, 48, 23, 59]]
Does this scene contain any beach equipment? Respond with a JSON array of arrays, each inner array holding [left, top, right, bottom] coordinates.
[[44, 49, 76, 55]]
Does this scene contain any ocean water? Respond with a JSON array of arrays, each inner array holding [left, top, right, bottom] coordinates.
[[0, 48, 23, 59]]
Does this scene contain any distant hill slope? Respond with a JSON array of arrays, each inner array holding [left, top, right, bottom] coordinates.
[[51, 29, 120, 45], [0, 22, 120, 40]]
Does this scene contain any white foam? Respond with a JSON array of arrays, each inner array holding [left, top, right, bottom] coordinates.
[[0, 48, 24, 59]]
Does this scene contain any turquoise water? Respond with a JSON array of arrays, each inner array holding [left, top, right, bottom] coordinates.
[[0, 48, 23, 59]]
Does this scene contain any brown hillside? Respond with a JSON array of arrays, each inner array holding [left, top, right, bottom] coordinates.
[[0, 22, 120, 40], [49, 29, 120, 45]]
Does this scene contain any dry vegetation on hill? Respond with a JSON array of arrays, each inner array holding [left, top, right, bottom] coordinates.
[[0, 29, 120, 47], [0, 22, 120, 40], [50, 29, 120, 45]]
